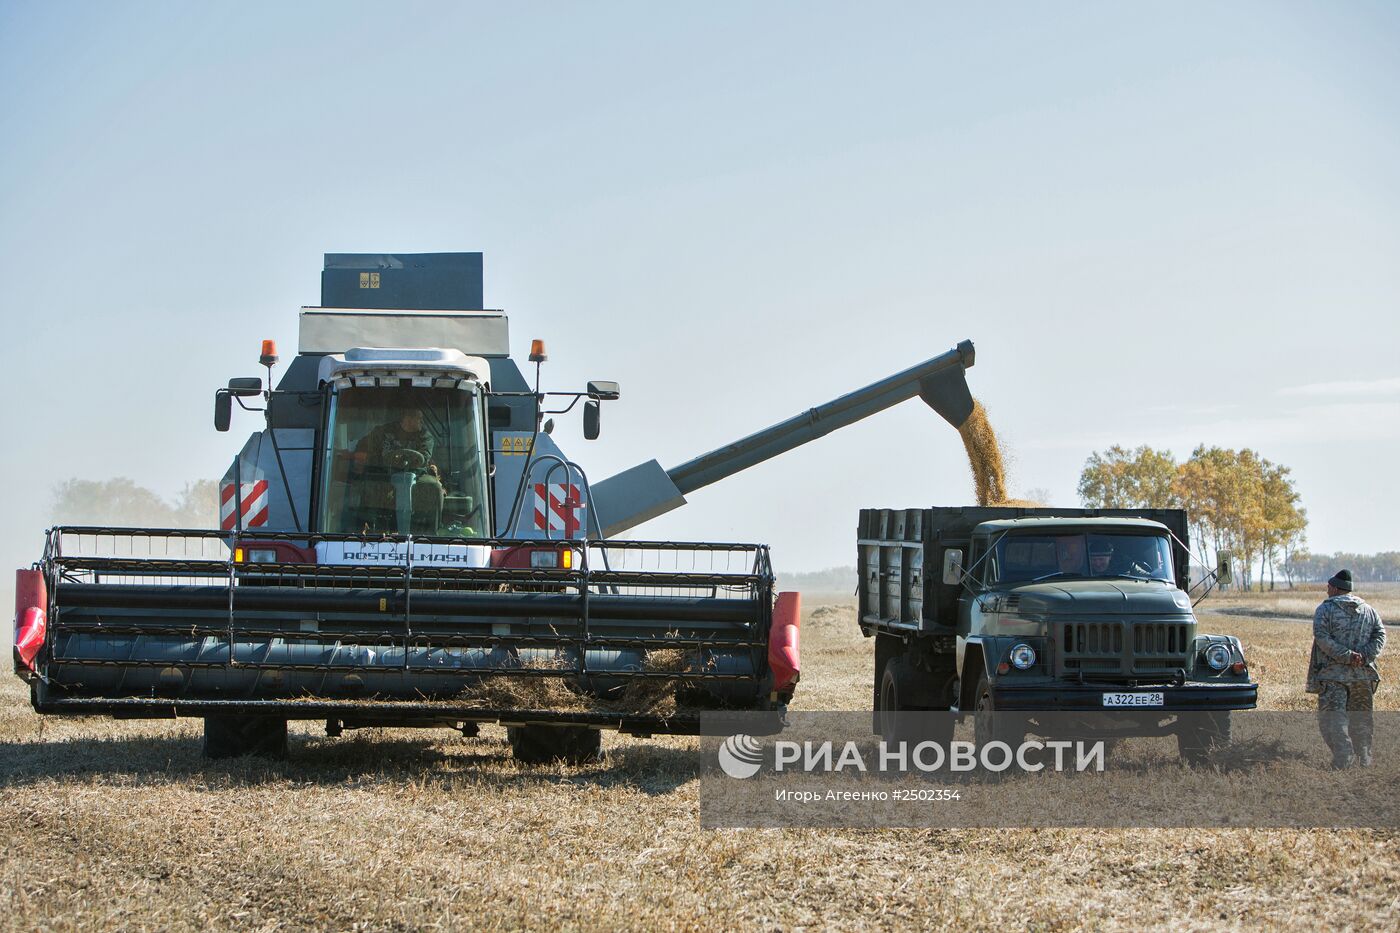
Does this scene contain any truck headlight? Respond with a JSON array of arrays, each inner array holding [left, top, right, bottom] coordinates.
[[1204, 643, 1232, 671], [245, 548, 278, 563], [529, 550, 559, 569], [1009, 643, 1036, 670]]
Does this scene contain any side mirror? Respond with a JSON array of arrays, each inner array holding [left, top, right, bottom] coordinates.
[[587, 380, 620, 401], [1215, 551, 1234, 586], [942, 548, 964, 585], [214, 391, 233, 432], [542, 418, 555, 435], [583, 400, 601, 440], [227, 377, 263, 397]]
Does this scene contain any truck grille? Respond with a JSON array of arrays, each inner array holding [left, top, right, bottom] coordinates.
[[1060, 621, 1192, 677]]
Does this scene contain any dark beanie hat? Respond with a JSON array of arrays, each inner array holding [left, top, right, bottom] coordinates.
[[1328, 569, 1353, 592]]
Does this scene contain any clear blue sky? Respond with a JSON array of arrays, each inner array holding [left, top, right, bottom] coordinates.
[[1, 1, 1397, 595]]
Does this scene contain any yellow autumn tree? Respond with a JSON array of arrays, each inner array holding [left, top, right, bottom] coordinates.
[[1080, 445, 1308, 590]]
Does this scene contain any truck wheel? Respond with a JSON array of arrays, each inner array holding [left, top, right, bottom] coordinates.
[[1176, 712, 1232, 765], [508, 725, 602, 765], [973, 671, 1025, 750], [202, 715, 288, 759], [878, 658, 953, 747]]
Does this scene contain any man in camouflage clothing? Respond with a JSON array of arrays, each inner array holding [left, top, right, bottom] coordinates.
[[1308, 569, 1386, 768]]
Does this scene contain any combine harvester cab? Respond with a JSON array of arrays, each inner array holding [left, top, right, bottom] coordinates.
[[14, 252, 978, 764]]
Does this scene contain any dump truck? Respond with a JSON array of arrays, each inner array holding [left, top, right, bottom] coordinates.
[[12, 252, 980, 763], [859, 506, 1258, 762]]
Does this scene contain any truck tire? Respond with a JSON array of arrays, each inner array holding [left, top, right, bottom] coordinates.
[[202, 715, 288, 759], [972, 671, 1025, 750], [1176, 712, 1232, 765], [878, 658, 953, 747], [508, 725, 602, 765]]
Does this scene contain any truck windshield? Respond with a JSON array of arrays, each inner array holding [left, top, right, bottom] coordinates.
[[989, 532, 1173, 584], [319, 386, 490, 538]]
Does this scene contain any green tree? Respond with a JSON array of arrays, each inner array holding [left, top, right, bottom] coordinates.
[[169, 480, 221, 528]]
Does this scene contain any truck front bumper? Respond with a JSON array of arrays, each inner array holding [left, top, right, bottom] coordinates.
[[990, 680, 1257, 712]]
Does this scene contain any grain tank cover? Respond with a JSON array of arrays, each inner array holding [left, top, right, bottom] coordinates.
[[303, 252, 507, 357], [321, 252, 483, 310]]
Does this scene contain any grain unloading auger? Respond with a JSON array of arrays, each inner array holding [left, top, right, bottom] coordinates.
[[13, 253, 976, 763]]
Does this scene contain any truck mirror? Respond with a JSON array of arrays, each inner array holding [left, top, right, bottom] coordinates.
[[1215, 551, 1234, 586], [227, 377, 263, 397], [214, 391, 232, 432], [587, 380, 620, 401], [583, 400, 601, 440], [942, 548, 964, 585]]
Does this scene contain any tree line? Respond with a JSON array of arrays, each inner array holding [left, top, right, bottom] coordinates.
[[1077, 445, 1306, 590], [51, 478, 220, 528], [48, 474, 1392, 590], [1282, 552, 1400, 584]]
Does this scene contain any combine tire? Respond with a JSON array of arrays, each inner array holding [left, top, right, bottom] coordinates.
[[202, 715, 288, 759], [1176, 712, 1232, 765], [508, 725, 601, 765]]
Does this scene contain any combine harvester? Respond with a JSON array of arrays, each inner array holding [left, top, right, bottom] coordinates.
[[13, 253, 977, 762]]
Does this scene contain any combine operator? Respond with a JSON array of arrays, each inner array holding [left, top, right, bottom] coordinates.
[[352, 409, 445, 534]]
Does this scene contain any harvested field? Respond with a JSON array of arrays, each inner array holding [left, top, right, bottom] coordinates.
[[2, 595, 1398, 930], [1205, 581, 1400, 623]]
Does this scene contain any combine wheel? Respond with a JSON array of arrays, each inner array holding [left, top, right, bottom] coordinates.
[[202, 715, 288, 759], [507, 725, 602, 765]]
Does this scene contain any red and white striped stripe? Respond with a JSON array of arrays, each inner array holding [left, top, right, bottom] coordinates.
[[220, 479, 270, 530], [533, 483, 584, 537]]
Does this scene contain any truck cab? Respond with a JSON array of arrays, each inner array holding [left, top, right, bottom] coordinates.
[[955, 517, 1253, 710]]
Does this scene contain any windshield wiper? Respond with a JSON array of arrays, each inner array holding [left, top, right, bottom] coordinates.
[[1030, 571, 1077, 583], [1105, 573, 1170, 583]]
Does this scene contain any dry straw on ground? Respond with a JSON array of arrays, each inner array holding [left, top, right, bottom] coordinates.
[[3, 589, 1398, 930]]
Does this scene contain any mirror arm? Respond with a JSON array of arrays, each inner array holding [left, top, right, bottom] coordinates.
[[541, 396, 583, 415], [1191, 568, 1223, 608]]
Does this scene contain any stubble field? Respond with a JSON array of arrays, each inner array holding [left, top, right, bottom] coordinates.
[[2, 584, 1397, 931]]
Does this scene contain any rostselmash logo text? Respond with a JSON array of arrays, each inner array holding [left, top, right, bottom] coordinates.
[[717, 736, 1106, 778], [340, 551, 473, 563]]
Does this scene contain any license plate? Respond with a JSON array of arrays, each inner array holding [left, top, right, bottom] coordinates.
[[1101, 692, 1164, 707]]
